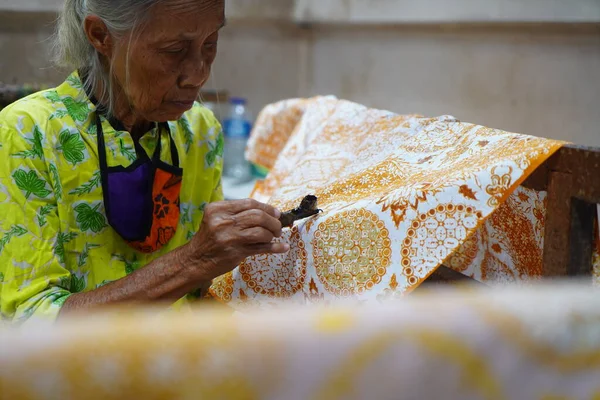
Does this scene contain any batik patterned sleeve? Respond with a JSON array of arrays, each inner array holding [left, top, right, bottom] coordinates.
[[0, 111, 72, 324]]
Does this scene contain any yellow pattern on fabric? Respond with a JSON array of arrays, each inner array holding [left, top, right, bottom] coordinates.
[[313, 310, 356, 333], [477, 305, 600, 372], [316, 329, 505, 400], [0, 71, 224, 323], [538, 395, 600, 400]]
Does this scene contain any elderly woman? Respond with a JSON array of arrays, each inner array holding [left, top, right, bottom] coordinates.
[[0, 0, 288, 323]]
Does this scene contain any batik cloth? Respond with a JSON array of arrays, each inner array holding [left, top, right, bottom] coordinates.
[[210, 96, 573, 307], [2, 285, 600, 399], [0, 71, 224, 323]]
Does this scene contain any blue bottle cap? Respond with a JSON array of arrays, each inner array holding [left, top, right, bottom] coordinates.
[[230, 97, 247, 105]]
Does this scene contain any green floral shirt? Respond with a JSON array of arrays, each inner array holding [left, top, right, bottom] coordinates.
[[0, 72, 224, 323]]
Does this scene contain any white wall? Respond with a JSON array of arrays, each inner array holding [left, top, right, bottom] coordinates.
[[294, 0, 600, 23], [306, 25, 600, 144], [1, 0, 599, 145]]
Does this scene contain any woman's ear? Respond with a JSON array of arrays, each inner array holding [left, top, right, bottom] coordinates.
[[83, 15, 113, 58]]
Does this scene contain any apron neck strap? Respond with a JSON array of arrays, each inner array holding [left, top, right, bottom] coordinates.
[[152, 122, 180, 168], [95, 114, 180, 168]]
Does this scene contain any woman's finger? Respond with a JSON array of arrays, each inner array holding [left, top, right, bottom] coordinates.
[[245, 242, 290, 256], [223, 198, 281, 219], [234, 209, 282, 237], [239, 227, 275, 244]]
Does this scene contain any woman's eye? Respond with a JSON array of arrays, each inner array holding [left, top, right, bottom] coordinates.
[[164, 47, 185, 54], [161, 42, 189, 54], [203, 42, 218, 50]]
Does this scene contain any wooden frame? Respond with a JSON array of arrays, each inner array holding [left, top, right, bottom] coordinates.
[[423, 144, 600, 286]]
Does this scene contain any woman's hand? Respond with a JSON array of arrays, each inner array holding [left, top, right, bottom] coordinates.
[[59, 199, 287, 316], [182, 199, 288, 281]]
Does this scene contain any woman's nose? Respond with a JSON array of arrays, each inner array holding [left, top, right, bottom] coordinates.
[[179, 51, 209, 88]]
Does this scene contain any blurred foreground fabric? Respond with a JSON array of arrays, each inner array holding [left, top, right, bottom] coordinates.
[[1, 284, 600, 399], [210, 97, 580, 308]]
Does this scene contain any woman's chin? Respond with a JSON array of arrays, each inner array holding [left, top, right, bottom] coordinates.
[[156, 101, 196, 121], [152, 109, 190, 123]]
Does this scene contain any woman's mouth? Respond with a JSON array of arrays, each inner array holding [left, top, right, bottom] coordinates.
[[169, 100, 196, 110]]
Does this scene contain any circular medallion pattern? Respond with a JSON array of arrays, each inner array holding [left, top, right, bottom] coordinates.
[[313, 209, 392, 296]]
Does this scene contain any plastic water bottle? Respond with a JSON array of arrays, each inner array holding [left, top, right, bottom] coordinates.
[[222, 97, 252, 182]]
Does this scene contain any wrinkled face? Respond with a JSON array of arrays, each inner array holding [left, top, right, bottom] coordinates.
[[109, 0, 225, 122]]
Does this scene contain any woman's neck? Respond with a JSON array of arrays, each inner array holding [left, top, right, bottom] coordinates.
[[113, 105, 153, 141], [95, 79, 152, 141]]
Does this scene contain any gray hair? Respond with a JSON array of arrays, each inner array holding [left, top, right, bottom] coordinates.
[[53, 0, 161, 116]]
